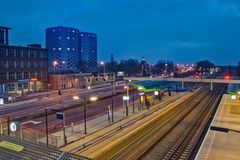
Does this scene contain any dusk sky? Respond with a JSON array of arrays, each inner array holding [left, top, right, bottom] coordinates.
[[1, 0, 240, 65]]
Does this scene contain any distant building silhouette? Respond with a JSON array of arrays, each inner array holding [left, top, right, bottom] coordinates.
[[139, 57, 150, 76]]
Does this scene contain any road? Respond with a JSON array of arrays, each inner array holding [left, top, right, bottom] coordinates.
[[22, 88, 143, 132]]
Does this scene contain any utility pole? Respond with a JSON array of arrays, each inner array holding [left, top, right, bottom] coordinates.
[[84, 97, 87, 134], [111, 78, 114, 122], [45, 108, 49, 146], [7, 116, 10, 136], [132, 93, 135, 113]]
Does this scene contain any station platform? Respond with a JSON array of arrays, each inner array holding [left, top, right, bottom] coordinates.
[[196, 94, 240, 160]]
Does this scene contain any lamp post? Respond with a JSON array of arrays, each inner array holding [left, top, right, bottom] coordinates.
[[100, 61, 106, 89], [83, 97, 87, 134], [138, 87, 144, 110], [83, 96, 98, 134], [53, 60, 58, 76], [111, 79, 114, 122], [132, 92, 135, 113], [45, 107, 49, 146], [154, 90, 159, 105]]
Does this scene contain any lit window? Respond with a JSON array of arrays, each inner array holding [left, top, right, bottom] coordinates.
[[58, 48, 62, 51], [67, 37, 70, 40], [53, 30, 55, 32], [58, 37, 61, 39], [67, 48, 70, 51], [72, 30, 75, 33], [73, 48, 75, 51], [73, 37, 75, 40], [53, 48, 56, 51], [92, 35, 95, 37], [81, 34, 84, 37]]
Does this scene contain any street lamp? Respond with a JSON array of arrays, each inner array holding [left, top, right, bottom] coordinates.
[[138, 87, 144, 110], [88, 86, 91, 100], [53, 60, 58, 76], [45, 107, 49, 146], [100, 61, 106, 89], [83, 96, 98, 134]]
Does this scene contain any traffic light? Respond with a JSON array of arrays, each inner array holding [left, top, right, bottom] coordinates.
[[194, 73, 199, 79], [224, 73, 231, 80]]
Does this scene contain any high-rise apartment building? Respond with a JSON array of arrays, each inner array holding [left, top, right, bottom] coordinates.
[[46, 26, 80, 74], [80, 32, 97, 73], [46, 26, 97, 74]]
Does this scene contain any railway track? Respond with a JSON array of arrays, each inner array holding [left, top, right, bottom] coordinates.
[[162, 86, 225, 160], [74, 85, 225, 160]]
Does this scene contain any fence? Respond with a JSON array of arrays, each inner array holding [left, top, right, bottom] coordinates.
[[0, 117, 60, 147]]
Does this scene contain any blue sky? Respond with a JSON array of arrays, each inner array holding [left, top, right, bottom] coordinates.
[[1, 0, 240, 65]]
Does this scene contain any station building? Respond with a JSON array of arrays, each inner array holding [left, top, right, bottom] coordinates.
[[0, 26, 48, 96]]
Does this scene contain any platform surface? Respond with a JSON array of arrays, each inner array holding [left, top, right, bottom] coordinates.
[[196, 94, 240, 160]]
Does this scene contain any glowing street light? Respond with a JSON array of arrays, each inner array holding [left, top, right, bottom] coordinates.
[[90, 96, 98, 102], [73, 96, 80, 100], [53, 60, 58, 75]]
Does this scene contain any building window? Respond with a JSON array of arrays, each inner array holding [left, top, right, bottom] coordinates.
[[8, 49, 15, 57], [16, 49, 22, 57], [30, 51, 36, 58], [67, 48, 70, 51], [9, 72, 15, 80], [36, 51, 41, 58], [0, 60, 7, 69], [30, 61, 35, 68], [8, 60, 15, 68], [53, 48, 56, 51], [16, 61, 22, 68], [0, 73, 7, 81], [58, 48, 62, 51], [24, 72, 29, 78], [23, 50, 29, 58], [0, 48, 7, 57], [16, 72, 22, 79]]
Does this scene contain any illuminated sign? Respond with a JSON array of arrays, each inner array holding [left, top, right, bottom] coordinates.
[[56, 112, 64, 120], [0, 98, 4, 106], [10, 122, 20, 132], [139, 92, 144, 96], [123, 96, 130, 101], [18, 79, 29, 83], [154, 91, 159, 96], [231, 95, 237, 100], [30, 78, 37, 81]]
